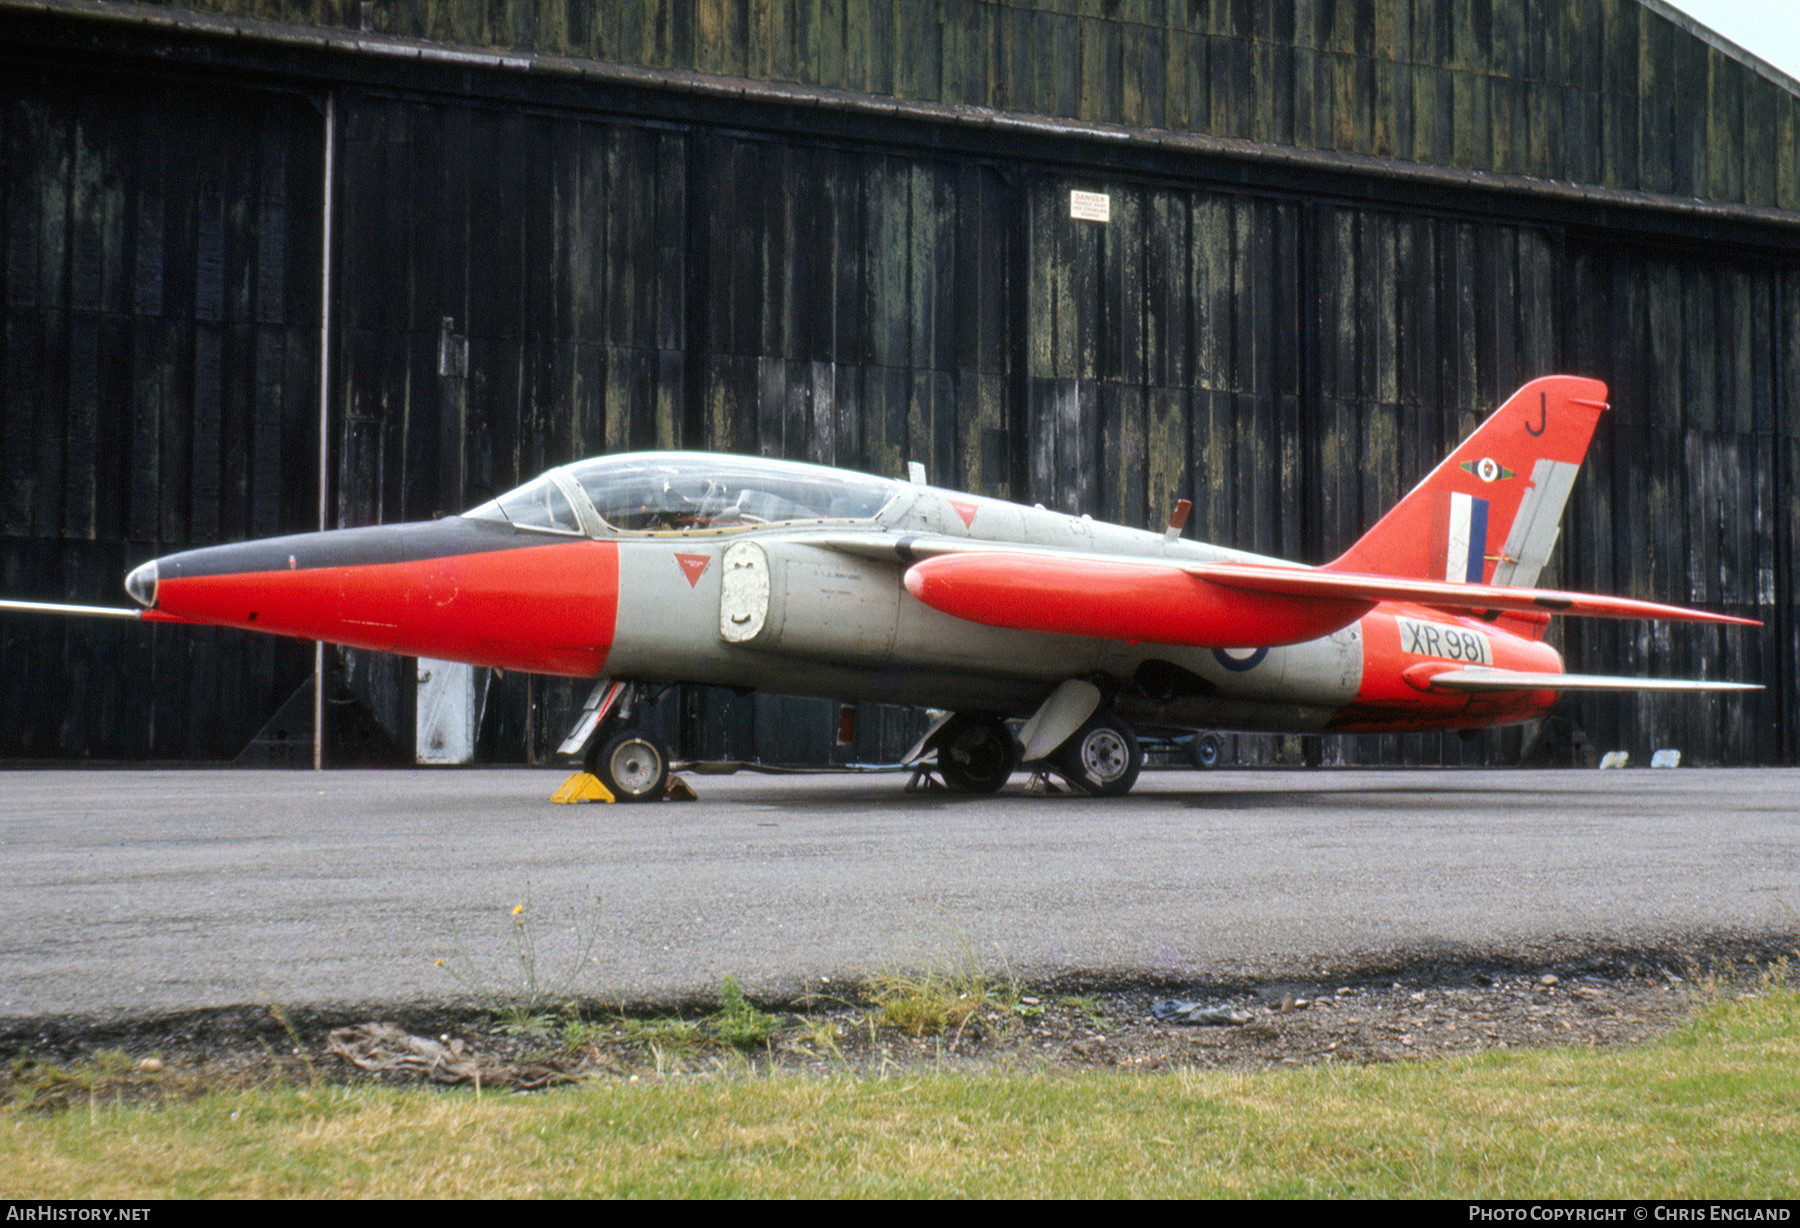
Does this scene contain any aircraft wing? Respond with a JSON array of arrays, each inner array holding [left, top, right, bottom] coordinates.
[[1187, 562, 1760, 628], [801, 535, 1757, 649], [1422, 667, 1760, 693]]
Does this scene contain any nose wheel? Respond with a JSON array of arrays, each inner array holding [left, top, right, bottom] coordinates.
[[585, 727, 670, 802], [558, 680, 685, 803]]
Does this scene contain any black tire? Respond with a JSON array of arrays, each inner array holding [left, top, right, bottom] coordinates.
[[1190, 732, 1222, 771], [1054, 712, 1142, 797], [587, 728, 669, 801], [936, 713, 1020, 794]]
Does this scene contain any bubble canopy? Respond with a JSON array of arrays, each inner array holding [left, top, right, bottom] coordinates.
[[464, 453, 904, 536]]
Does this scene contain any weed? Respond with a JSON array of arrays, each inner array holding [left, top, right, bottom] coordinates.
[[713, 976, 777, 1050], [557, 1014, 610, 1053], [866, 929, 1018, 1039], [4, 1050, 159, 1115], [788, 1018, 846, 1065], [266, 1001, 318, 1086], [496, 1010, 559, 1041], [625, 1015, 703, 1057], [612, 977, 779, 1065], [1057, 993, 1098, 1012], [437, 886, 606, 1019]]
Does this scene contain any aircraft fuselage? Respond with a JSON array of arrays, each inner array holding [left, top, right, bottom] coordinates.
[[129, 466, 1560, 738]]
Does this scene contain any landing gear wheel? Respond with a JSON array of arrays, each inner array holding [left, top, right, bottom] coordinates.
[[936, 713, 1020, 794], [587, 728, 669, 801], [1055, 712, 1142, 796], [1190, 732, 1222, 771]]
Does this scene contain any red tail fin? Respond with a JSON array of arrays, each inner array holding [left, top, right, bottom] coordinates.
[[1326, 376, 1608, 583]]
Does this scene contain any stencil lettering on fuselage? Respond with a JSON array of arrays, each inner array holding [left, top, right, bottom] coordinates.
[[1397, 615, 1492, 665]]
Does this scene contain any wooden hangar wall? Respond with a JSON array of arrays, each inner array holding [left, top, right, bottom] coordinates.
[[0, 64, 326, 760], [0, 1, 1795, 767], [65, 0, 1800, 209]]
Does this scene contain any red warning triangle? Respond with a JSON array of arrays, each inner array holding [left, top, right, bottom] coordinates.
[[675, 553, 711, 587], [948, 500, 978, 528]]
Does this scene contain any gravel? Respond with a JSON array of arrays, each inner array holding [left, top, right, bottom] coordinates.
[[5, 938, 1792, 1102]]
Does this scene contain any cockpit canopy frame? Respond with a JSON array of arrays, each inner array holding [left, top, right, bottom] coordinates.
[[464, 453, 905, 538]]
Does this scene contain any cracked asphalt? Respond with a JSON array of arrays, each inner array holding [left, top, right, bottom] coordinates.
[[1, 766, 1795, 1019]]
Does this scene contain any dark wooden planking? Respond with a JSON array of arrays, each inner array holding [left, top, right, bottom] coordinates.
[[863, 153, 910, 370], [1099, 185, 1144, 386], [43, 0, 1800, 209], [1142, 187, 1188, 391], [1096, 381, 1147, 527], [1706, 47, 1744, 205], [1078, 15, 1122, 124], [1670, 17, 1707, 198], [954, 161, 1008, 380], [1209, 33, 1252, 140], [1744, 74, 1777, 211]]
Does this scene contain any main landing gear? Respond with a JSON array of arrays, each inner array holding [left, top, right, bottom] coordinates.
[[1052, 711, 1142, 797], [913, 693, 1146, 797], [933, 712, 1021, 794]]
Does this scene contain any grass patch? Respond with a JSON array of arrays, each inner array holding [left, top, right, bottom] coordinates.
[[566, 977, 781, 1074], [866, 932, 1016, 1038], [7, 990, 1799, 1197]]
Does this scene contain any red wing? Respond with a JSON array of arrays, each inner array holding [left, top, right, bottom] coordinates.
[[1188, 562, 1760, 628], [899, 550, 1756, 651]]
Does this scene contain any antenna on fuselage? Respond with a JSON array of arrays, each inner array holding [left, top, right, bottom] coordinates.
[[907, 461, 928, 485], [1163, 498, 1192, 544]]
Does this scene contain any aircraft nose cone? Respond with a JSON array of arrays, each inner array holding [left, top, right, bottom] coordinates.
[[125, 560, 158, 607]]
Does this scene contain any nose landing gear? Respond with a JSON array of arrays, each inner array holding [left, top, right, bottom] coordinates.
[[554, 680, 688, 804], [587, 727, 669, 801]]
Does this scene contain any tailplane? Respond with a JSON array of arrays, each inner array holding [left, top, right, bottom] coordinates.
[[1326, 376, 1608, 584]]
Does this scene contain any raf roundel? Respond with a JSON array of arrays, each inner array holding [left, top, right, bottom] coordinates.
[[1459, 457, 1514, 483]]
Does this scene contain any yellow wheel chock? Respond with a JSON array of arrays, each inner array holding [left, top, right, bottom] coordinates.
[[552, 772, 615, 803], [551, 772, 699, 803]]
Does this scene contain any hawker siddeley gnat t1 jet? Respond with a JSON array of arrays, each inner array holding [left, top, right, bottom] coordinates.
[[2, 376, 1759, 797]]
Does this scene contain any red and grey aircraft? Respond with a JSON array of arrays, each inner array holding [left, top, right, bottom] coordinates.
[[1, 376, 1759, 797]]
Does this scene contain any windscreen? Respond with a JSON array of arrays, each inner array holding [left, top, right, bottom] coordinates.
[[463, 474, 584, 534], [563, 454, 900, 532]]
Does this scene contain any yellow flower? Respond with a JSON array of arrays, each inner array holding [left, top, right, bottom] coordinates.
[[512, 904, 524, 915]]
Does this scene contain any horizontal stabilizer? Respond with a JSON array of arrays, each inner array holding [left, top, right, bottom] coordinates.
[[1188, 562, 1760, 628], [1425, 667, 1761, 693]]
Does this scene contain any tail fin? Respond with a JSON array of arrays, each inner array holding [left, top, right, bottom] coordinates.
[[1326, 376, 1608, 584]]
